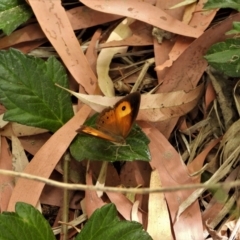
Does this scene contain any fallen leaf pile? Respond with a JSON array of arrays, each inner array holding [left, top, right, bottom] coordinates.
[[0, 0, 240, 239]]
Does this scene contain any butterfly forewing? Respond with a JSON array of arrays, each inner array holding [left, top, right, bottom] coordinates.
[[115, 92, 141, 137], [79, 125, 124, 143], [77, 92, 141, 144], [96, 107, 122, 136]]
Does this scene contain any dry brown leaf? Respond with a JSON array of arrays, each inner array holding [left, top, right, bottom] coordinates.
[[187, 139, 220, 182], [153, 13, 240, 137], [106, 191, 145, 223], [97, 18, 135, 96], [155, 0, 217, 71], [147, 169, 172, 239], [0, 6, 122, 50], [57, 83, 203, 122], [19, 133, 51, 156], [205, 81, 216, 115], [182, 2, 197, 24], [220, 219, 240, 240], [202, 167, 240, 228], [159, 13, 240, 93], [178, 144, 240, 221], [12, 40, 47, 54], [84, 161, 121, 217], [7, 105, 92, 211], [120, 161, 150, 215], [11, 135, 29, 174], [169, 0, 197, 9], [85, 29, 102, 75], [80, 0, 203, 38], [1, 122, 48, 137], [101, 21, 153, 48], [0, 137, 14, 212], [67, 6, 122, 30], [0, 24, 44, 49], [0, 114, 8, 128], [139, 84, 204, 122], [28, 0, 97, 94], [141, 122, 203, 239], [84, 165, 105, 217], [40, 170, 82, 209]]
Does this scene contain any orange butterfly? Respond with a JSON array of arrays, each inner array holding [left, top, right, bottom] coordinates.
[[77, 92, 141, 144]]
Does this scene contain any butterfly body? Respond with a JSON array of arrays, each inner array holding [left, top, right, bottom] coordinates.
[[77, 92, 141, 144]]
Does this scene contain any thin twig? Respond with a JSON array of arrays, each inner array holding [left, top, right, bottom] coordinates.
[[0, 169, 240, 194]]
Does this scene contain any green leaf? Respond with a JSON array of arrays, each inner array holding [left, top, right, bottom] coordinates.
[[0, 202, 56, 240], [226, 22, 240, 35], [0, 48, 74, 132], [204, 0, 240, 11], [0, 0, 33, 35], [70, 114, 150, 162], [76, 204, 152, 240], [204, 39, 240, 77]]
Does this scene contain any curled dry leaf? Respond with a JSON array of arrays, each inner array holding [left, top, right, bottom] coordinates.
[[57, 83, 204, 122], [100, 21, 153, 48], [97, 18, 135, 96]]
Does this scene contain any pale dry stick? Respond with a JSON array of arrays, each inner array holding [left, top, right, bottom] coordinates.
[[62, 152, 71, 240], [113, 49, 154, 59], [59, 221, 80, 233], [207, 194, 236, 232], [176, 144, 240, 221], [0, 169, 240, 194], [131, 58, 155, 93], [147, 82, 162, 94], [110, 59, 147, 71], [113, 66, 142, 83], [229, 216, 240, 240], [53, 214, 87, 235], [121, 56, 135, 66], [96, 161, 108, 198]]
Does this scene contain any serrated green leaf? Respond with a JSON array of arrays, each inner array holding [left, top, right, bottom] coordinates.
[[204, 0, 240, 11], [0, 0, 33, 35], [204, 39, 240, 77], [0, 48, 74, 132], [226, 22, 240, 35], [70, 114, 150, 162], [76, 204, 152, 240], [0, 202, 56, 240]]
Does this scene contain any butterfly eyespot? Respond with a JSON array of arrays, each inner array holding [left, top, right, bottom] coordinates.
[[78, 92, 141, 143]]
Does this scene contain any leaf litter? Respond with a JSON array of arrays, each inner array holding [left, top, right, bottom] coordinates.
[[0, 0, 239, 239]]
